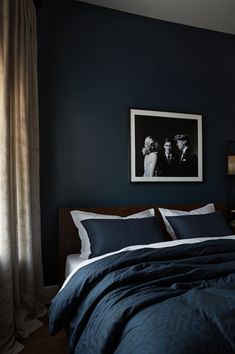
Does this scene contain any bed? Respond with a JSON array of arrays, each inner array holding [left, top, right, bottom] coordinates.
[[49, 203, 235, 354]]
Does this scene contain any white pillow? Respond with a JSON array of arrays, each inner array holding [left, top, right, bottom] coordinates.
[[70, 208, 155, 258], [158, 203, 215, 240]]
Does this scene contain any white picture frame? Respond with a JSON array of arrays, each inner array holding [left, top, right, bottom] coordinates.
[[130, 109, 203, 182]]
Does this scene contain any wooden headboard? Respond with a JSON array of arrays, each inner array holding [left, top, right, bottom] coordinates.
[[58, 203, 226, 283]]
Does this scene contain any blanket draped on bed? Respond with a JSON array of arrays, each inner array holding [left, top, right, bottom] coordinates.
[[49, 239, 235, 354]]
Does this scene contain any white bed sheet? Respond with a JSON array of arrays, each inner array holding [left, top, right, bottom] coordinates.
[[61, 234, 235, 291]]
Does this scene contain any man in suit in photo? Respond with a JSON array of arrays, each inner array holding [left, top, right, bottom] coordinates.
[[157, 138, 178, 176], [174, 134, 198, 176]]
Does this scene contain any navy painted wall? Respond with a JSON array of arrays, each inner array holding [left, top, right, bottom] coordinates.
[[37, 0, 235, 285]]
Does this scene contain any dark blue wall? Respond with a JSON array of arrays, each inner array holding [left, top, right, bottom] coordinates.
[[37, 0, 235, 285]]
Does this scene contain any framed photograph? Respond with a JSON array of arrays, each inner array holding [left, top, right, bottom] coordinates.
[[130, 109, 203, 182]]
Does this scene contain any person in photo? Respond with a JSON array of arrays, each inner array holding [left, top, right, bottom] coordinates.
[[157, 138, 178, 176], [142, 136, 158, 177], [174, 134, 198, 176]]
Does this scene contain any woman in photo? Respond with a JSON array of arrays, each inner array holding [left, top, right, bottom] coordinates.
[[142, 136, 158, 177]]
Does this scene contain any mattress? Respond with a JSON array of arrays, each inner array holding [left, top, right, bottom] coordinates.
[[65, 254, 87, 278]]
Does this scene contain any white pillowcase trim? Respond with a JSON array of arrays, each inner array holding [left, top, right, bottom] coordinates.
[[158, 203, 215, 240], [70, 208, 155, 258]]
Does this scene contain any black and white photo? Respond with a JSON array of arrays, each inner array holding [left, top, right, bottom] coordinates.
[[130, 109, 203, 182]]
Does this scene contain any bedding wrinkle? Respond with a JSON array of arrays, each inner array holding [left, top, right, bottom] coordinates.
[[182, 286, 235, 353], [68, 264, 190, 352]]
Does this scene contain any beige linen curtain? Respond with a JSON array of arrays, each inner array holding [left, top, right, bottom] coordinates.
[[0, 1, 46, 353]]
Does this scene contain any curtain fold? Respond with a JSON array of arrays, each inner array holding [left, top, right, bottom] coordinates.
[[0, 1, 46, 353]]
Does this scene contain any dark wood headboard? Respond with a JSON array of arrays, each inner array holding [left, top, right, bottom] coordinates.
[[58, 203, 226, 283]]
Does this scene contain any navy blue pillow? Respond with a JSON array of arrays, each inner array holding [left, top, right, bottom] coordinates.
[[166, 211, 233, 239], [81, 216, 165, 258]]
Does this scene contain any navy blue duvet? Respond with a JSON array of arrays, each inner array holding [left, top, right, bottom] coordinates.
[[49, 239, 235, 354]]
